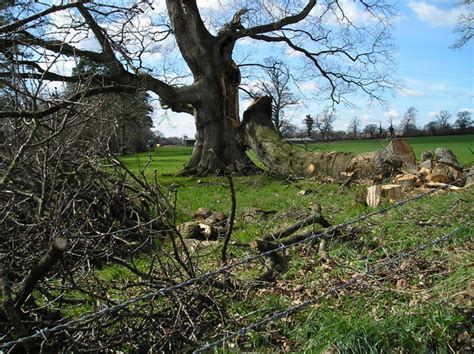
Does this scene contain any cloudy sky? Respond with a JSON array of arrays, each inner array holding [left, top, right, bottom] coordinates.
[[152, 0, 472, 137]]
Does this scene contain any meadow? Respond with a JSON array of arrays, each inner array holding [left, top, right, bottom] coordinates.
[[117, 135, 474, 352]]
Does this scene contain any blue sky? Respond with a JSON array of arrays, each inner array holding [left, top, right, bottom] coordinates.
[[152, 1, 473, 137]]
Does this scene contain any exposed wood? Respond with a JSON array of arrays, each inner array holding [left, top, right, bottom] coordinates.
[[429, 162, 463, 184], [366, 185, 382, 207], [263, 213, 331, 242], [425, 182, 463, 191], [375, 139, 417, 173], [15, 237, 68, 309], [420, 150, 435, 169], [178, 222, 218, 240], [318, 238, 329, 261], [434, 148, 460, 167], [242, 97, 416, 180], [381, 184, 403, 201], [393, 174, 417, 191]]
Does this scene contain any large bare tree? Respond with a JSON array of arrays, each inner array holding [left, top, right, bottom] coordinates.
[[246, 57, 299, 135], [0, 0, 395, 176]]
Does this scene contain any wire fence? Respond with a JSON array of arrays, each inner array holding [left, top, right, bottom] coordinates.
[[1, 174, 472, 350], [194, 222, 472, 352]]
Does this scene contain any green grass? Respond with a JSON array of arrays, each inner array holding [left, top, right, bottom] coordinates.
[[299, 135, 474, 166], [105, 135, 474, 351]]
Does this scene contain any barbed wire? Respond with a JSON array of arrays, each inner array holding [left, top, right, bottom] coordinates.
[[194, 222, 473, 353], [1, 173, 472, 350]]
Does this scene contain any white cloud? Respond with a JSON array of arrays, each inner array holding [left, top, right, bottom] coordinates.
[[153, 110, 196, 138], [408, 1, 465, 27], [299, 81, 319, 91], [383, 109, 400, 118], [197, 0, 230, 10], [285, 47, 304, 57], [397, 88, 425, 97], [458, 107, 474, 113], [427, 111, 438, 119]]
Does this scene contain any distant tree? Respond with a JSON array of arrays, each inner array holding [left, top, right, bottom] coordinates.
[[424, 121, 439, 135], [315, 110, 337, 141], [435, 110, 452, 133], [387, 113, 396, 137], [455, 110, 473, 132], [348, 117, 361, 138], [363, 124, 378, 138], [332, 130, 347, 140], [69, 58, 154, 154], [452, 0, 473, 49], [280, 121, 299, 138], [402, 107, 418, 135], [378, 122, 384, 137], [304, 114, 314, 138], [251, 58, 299, 135]]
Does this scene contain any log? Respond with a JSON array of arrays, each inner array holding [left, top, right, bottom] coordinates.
[[263, 213, 331, 242], [178, 221, 218, 240], [15, 237, 68, 309], [366, 185, 382, 207], [420, 150, 435, 169], [434, 148, 460, 167], [381, 184, 403, 201], [425, 182, 463, 191], [374, 139, 417, 173], [242, 97, 416, 180], [393, 174, 417, 191], [429, 162, 462, 184]]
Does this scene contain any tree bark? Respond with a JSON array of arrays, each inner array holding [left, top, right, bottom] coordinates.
[[180, 74, 256, 176], [242, 97, 416, 180], [165, 2, 257, 176], [15, 237, 68, 309]]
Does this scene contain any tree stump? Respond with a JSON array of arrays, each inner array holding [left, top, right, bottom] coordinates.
[[394, 174, 418, 191], [381, 184, 403, 201]]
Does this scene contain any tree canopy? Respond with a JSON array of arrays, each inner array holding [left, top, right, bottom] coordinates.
[[1, 0, 396, 175]]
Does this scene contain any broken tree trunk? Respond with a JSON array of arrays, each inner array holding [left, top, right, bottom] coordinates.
[[242, 97, 416, 180]]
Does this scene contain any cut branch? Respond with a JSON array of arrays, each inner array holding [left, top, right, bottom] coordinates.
[[15, 237, 69, 309], [263, 212, 331, 242], [0, 84, 136, 119]]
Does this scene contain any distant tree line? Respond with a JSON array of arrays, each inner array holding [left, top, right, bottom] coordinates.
[[285, 107, 473, 142]]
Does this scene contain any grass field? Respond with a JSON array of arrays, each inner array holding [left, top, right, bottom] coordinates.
[[115, 135, 474, 352]]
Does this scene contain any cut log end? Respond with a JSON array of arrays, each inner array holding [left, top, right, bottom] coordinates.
[[52, 237, 68, 252]]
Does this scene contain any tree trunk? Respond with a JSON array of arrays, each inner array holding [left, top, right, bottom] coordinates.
[[242, 97, 416, 180], [180, 63, 256, 176]]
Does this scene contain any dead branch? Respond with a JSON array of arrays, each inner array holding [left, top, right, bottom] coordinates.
[[221, 171, 236, 264], [263, 212, 331, 242], [14, 237, 68, 309]]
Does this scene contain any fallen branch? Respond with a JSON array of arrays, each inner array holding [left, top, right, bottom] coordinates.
[[263, 212, 331, 242], [1, 265, 34, 353], [222, 171, 236, 264], [14, 237, 68, 309]]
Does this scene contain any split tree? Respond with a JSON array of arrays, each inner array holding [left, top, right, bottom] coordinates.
[[1, 0, 395, 176]]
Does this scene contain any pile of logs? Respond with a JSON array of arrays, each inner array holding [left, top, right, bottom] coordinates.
[[366, 148, 472, 207]]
